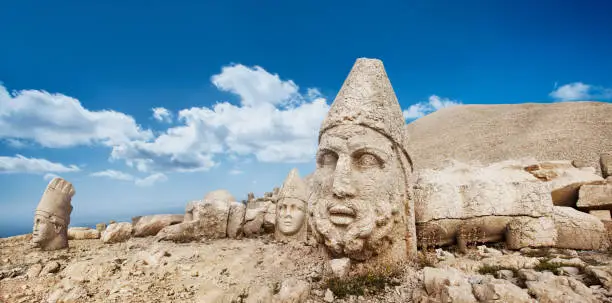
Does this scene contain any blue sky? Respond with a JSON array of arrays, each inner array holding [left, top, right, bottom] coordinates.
[[1, 0, 611, 237]]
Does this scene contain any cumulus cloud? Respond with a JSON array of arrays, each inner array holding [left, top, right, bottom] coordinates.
[[403, 95, 462, 120], [0, 85, 152, 148], [211, 64, 300, 107], [549, 82, 612, 101], [111, 64, 329, 173], [0, 154, 80, 174], [90, 169, 167, 187], [152, 107, 172, 123]]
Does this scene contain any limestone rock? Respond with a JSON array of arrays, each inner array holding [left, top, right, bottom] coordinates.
[[26, 263, 42, 279], [414, 164, 553, 222], [323, 289, 334, 303], [577, 183, 612, 210], [67, 227, 100, 240], [132, 214, 184, 237], [155, 220, 199, 243], [553, 206, 610, 250], [41, 261, 60, 275], [423, 267, 477, 302], [329, 258, 350, 278], [471, 277, 532, 303], [263, 201, 276, 232], [525, 271, 597, 303], [505, 216, 557, 249], [585, 265, 612, 290], [227, 202, 246, 239], [101, 222, 133, 244], [243, 207, 266, 237], [589, 210, 611, 221], [272, 278, 310, 303]]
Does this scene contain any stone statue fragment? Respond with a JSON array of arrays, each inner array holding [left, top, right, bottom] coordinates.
[[310, 58, 416, 265], [32, 177, 75, 251], [275, 168, 308, 242]]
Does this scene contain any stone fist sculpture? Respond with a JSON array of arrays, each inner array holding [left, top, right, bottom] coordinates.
[[32, 177, 75, 251], [275, 168, 308, 242], [310, 58, 417, 265]]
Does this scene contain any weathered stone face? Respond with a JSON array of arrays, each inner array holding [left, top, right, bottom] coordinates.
[[277, 198, 306, 236], [32, 177, 74, 251], [32, 214, 60, 247], [311, 124, 407, 261]]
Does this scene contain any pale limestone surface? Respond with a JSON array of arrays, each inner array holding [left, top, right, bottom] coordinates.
[[243, 207, 266, 237], [471, 277, 533, 303], [101, 222, 133, 244], [404, 101, 612, 177], [577, 183, 612, 210], [263, 202, 276, 232], [310, 58, 416, 266], [413, 161, 557, 249], [67, 227, 100, 240], [275, 168, 308, 243], [227, 202, 246, 239], [132, 214, 184, 237], [422, 267, 477, 302], [524, 270, 598, 303], [590, 210, 612, 221], [32, 177, 75, 251], [553, 206, 610, 250]]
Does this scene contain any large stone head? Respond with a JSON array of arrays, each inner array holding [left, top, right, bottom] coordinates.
[[32, 177, 75, 251], [275, 168, 308, 242], [310, 58, 416, 262]]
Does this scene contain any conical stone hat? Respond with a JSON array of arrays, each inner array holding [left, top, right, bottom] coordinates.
[[319, 58, 413, 170], [35, 177, 74, 225], [278, 168, 307, 203]]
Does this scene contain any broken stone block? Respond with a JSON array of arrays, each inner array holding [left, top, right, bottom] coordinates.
[[155, 221, 199, 243], [577, 183, 612, 210], [505, 216, 557, 249], [132, 214, 184, 237], [95, 223, 106, 232], [553, 206, 609, 250], [67, 227, 100, 240], [101, 222, 133, 244], [329, 258, 350, 278], [227, 202, 246, 239], [589, 210, 611, 221], [243, 207, 266, 237], [423, 267, 477, 302]]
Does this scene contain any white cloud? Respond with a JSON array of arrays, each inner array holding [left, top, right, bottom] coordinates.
[[111, 64, 329, 172], [211, 64, 300, 107], [229, 169, 244, 175], [90, 169, 135, 181], [403, 95, 462, 120], [152, 107, 172, 123], [0, 85, 152, 148], [0, 154, 80, 174], [549, 82, 612, 101], [43, 173, 61, 181], [90, 169, 168, 187], [134, 173, 168, 187]]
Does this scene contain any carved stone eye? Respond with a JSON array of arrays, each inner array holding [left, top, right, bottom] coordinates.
[[355, 153, 381, 168], [318, 152, 338, 167]]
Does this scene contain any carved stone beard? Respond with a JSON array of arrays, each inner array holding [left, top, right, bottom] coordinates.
[[311, 158, 404, 261]]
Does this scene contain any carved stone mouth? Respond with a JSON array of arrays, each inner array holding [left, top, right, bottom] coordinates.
[[328, 205, 356, 226]]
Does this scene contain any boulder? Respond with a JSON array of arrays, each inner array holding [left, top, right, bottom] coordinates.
[[525, 271, 597, 303], [188, 200, 230, 239], [95, 223, 106, 232], [505, 216, 557, 249], [471, 277, 532, 303], [589, 210, 611, 221], [67, 227, 100, 240], [227, 202, 246, 239], [272, 278, 310, 303], [553, 206, 610, 250], [577, 183, 612, 210], [155, 221, 199, 243], [132, 214, 184, 237], [243, 207, 266, 237], [263, 201, 276, 232], [101, 222, 133, 244], [423, 267, 477, 303]]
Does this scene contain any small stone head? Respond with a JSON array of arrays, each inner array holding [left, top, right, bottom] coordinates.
[[310, 58, 415, 261], [275, 169, 308, 241], [32, 177, 75, 251]]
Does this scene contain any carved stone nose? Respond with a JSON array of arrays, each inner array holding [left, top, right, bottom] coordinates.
[[332, 157, 356, 198]]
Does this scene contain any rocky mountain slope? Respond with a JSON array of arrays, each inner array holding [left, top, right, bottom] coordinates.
[[405, 101, 612, 175]]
